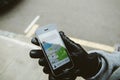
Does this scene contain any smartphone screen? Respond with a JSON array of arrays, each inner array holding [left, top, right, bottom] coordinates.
[[38, 29, 71, 70], [36, 24, 74, 76]]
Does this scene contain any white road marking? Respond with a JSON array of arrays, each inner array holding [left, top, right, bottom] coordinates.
[[25, 24, 39, 37], [24, 16, 40, 34], [70, 37, 114, 52]]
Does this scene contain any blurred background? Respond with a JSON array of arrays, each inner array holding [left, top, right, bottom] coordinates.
[[0, 0, 120, 80]]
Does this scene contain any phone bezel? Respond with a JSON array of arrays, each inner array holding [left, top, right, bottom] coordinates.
[[35, 24, 74, 77]]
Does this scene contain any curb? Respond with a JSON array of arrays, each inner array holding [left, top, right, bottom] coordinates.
[[0, 30, 39, 49]]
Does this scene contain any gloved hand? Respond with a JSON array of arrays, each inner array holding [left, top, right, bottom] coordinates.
[[30, 31, 100, 80]]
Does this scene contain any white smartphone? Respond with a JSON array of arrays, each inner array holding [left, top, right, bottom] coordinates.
[[35, 24, 74, 76]]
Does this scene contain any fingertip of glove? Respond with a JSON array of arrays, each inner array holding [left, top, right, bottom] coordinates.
[[59, 31, 68, 41], [43, 67, 51, 74], [38, 58, 48, 66], [30, 50, 43, 58], [59, 31, 64, 35], [31, 37, 39, 46], [29, 50, 35, 58]]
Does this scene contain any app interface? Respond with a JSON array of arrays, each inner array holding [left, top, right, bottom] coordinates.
[[38, 30, 70, 70]]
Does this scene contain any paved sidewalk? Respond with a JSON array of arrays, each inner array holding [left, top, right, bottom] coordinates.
[[0, 30, 84, 80], [0, 30, 48, 80]]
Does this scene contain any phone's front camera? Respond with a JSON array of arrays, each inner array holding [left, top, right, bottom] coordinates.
[[44, 28, 48, 31]]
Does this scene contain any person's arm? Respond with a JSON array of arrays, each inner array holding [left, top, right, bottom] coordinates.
[[87, 49, 120, 80]]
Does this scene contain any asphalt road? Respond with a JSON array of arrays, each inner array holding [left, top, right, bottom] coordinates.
[[0, 0, 120, 48]]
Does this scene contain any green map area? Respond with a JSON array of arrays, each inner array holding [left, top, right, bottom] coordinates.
[[56, 47, 68, 60]]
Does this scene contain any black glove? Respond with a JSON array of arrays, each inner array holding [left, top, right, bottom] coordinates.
[[30, 31, 100, 80]]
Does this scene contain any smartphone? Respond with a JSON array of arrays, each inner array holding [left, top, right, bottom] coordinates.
[[35, 24, 74, 76]]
